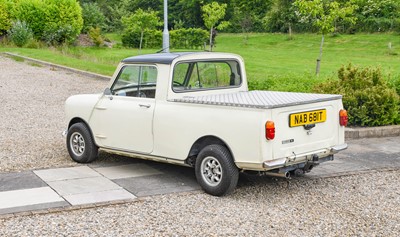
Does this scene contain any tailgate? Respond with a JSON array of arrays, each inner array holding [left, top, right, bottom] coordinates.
[[270, 99, 342, 160]]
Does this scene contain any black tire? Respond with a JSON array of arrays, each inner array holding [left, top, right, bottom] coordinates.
[[66, 122, 98, 163], [195, 144, 239, 196]]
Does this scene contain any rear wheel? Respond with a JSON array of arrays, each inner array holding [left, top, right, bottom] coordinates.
[[66, 122, 98, 163], [195, 145, 239, 196]]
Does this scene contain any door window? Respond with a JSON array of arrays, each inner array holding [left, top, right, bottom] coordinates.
[[111, 65, 157, 98]]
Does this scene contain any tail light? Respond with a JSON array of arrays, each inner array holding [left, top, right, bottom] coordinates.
[[339, 109, 348, 126], [265, 121, 275, 140]]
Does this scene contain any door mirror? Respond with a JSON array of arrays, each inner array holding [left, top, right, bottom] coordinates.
[[104, 88, 112, 95]]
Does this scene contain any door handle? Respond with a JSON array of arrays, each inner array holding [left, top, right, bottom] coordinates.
[[139, 104, 151, 108]]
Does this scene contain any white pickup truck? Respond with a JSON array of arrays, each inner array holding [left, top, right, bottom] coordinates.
[[65, 52, 348, 196]]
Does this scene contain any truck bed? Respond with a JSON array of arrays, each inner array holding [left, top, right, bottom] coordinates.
[[170, 90, 342, 109]]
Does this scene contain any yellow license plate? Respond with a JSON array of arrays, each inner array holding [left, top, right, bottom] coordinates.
[[289, 109, 326, 127]]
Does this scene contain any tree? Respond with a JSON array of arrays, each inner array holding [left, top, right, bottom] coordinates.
[[81, 2, 106, 33], [122, 9, 161, 51], [201, 2, 230, 51], [264, 0, 297, 38], [294, 0, 356, 75], [231, 0, 273, 32]]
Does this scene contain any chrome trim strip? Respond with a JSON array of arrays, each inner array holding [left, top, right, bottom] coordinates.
[[331, 143, 348, 154], [262, 157, 287, 169], [99, 148, 189, 167]]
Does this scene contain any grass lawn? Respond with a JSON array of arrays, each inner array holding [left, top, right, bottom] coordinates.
[[1, 33, 399, 92]]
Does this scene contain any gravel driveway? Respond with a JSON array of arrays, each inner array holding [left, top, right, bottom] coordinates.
[[0, 55, 399, 236], [0, 56, 108, 172]]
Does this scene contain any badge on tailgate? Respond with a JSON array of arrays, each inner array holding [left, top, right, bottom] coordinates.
[[289, 109, 326, 127]]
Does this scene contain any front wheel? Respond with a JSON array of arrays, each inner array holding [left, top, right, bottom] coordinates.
[[66, 122, 98, 163], [195, 145, 239, 196]]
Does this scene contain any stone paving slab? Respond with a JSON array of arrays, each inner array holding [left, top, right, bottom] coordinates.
[[64, 189, 135, 205], [47, 176, 123, 196], [0, 201, 69, 215], [34, 166, 100, 182], [0, 187, 65, 210], [114, 174, 200, 197], [93, 163, 163, 180], [0, 171, 47, 192]]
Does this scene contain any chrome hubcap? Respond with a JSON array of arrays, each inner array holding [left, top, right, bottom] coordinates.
[[70, 132, 85, 156], [201, 156, 222, 186]]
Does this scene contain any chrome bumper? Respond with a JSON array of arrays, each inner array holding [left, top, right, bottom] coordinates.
[[262, 143, 348, 169]]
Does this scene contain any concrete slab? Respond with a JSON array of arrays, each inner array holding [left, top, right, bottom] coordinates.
[[47, 176, 122, 196], [64, 189, 136, 205], [115, 174, 200, 197], [0, 201, 69, 215], [0, 171, 47, 192], [0, 187, 64, 209], [94, 163, 163, 180], [34, 166, 100, 182]]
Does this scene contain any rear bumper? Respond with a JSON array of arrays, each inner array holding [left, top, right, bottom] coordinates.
[[262, 143, 347, 169], [236, 143, 347, 171]]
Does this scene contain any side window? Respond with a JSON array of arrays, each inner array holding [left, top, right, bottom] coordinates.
[[172, 60, 241, 91], [111, 65, 157, 98]]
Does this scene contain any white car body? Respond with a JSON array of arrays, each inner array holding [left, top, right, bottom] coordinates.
[[65, 52, 347, 195]]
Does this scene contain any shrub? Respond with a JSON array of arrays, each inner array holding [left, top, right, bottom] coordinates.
[[121, 29, 161, 48], [88, 27, 104, 47], [170, 28, 208, 49], [8, 20, 33, 47], [13, 0, 83, 45], [12, 0, 47, 37], [43, 0, 83, 43], [313, 64, 400, 126], [0, 0, 11, 35], [42, 23, 75, 46], [81, 2, 105, 34], [388, 74, 400, 96]]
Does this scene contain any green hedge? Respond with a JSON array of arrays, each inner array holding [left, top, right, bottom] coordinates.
[[314, 64, 400, 126], [121, 29, 162, 48], [121, 28, 208, 49], [170, 28, 208, 49]]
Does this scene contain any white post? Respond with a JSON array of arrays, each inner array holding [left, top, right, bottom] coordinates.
[[162, 0, 170, 53]]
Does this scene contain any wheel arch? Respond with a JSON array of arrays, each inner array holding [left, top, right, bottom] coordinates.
[[185, 135, 235, 167], [68, 117, 97, 146]]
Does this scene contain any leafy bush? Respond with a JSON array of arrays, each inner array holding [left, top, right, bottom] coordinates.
[[13, 0, 83, 44], [313, 64, 400, 126], [12, 0, 47, 37], [121, 29, 162, 48], [42, 23, 75, 46], [170, 28, 208, 49], [43, 0, 83, 43], [0, 0, 11, 35], [7, 20, 33, 47], [88, 27, 104, 47], [388, 74, 400, 96], [81, 2, 105, 34]]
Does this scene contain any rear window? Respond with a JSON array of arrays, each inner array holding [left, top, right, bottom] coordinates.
[[172, 60, 242, 92]]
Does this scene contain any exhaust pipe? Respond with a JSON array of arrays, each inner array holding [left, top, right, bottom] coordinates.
[[263, 171, 290, 179]]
